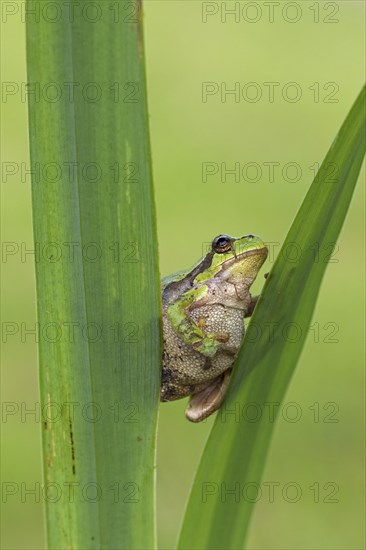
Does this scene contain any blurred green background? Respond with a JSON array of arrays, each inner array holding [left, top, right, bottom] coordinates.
[[1, 1, 365, 548]]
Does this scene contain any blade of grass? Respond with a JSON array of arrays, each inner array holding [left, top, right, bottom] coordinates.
[[26, 1, 161, 549], [178, 86, 365, 550]]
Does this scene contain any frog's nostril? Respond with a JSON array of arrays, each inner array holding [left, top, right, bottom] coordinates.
[[245, 234, 255, 239]]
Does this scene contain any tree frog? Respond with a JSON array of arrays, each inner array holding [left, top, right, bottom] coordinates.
[[161, 234, 268, 422]]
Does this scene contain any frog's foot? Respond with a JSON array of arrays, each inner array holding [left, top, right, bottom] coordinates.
[[185, 369, 231, 422]]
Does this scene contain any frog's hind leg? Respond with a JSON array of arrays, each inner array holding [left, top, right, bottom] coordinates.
[[185, 369, 231, 422]]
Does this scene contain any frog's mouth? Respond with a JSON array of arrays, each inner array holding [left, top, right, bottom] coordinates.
[[233, 245, 268, 261]]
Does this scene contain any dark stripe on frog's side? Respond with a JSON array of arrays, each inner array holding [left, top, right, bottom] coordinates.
[[162, 250, 215, 301]]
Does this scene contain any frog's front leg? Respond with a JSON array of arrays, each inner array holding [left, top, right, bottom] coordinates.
[[167, 286, 229, 358]]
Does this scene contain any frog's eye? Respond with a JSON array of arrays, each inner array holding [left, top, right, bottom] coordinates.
[[212, 235, 232, 254]]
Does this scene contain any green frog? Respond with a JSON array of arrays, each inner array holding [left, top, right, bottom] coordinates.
[[161, 234, 268, 422]]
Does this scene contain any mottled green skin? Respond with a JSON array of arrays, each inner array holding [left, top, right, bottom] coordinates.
[[160, 235, 268, 413]]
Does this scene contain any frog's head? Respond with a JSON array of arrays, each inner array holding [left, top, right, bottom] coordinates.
[[195, 234, 268, 286]]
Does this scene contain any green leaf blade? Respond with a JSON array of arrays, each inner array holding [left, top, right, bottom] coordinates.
[[26, 1, 161, 549], [178, 87, 365, 550]]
